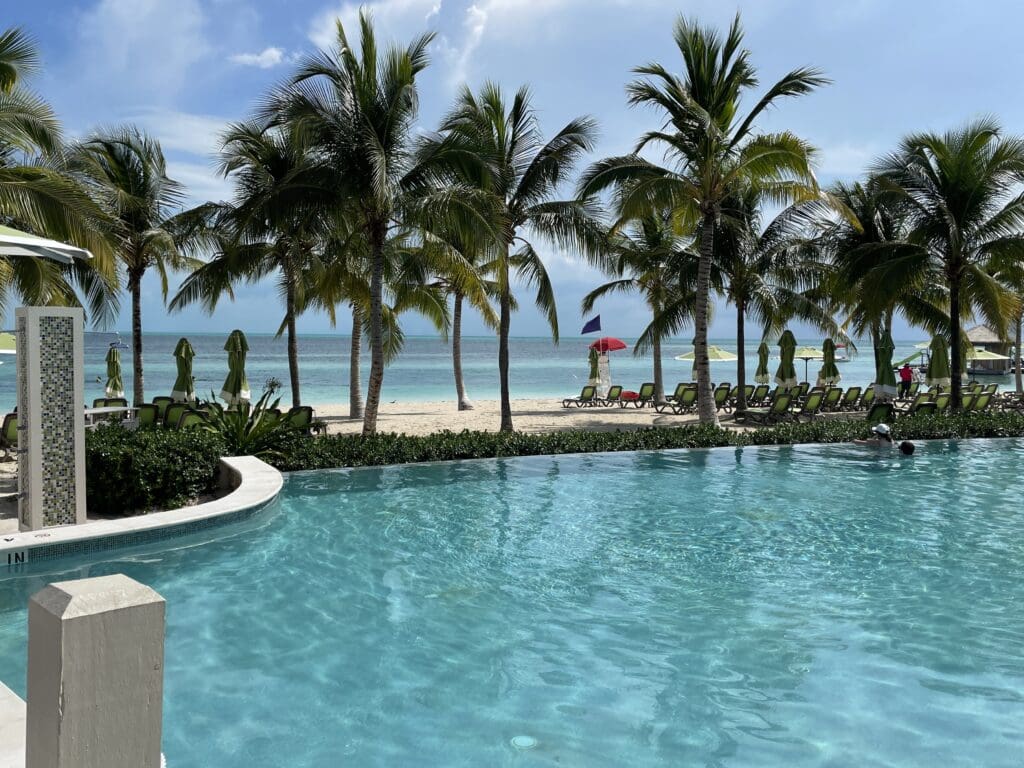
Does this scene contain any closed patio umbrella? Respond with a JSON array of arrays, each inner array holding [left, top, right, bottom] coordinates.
[[104, 346, 124, 399], [172, 337, 196, 403], [220, 329, 251, 407], [587, 347, 599, 384], [817, 338, 841, 386], [926, 336, 951, 387], [754, 341, 770, 384], [875, 330, 898, 397], [775, 330, 798, 390]]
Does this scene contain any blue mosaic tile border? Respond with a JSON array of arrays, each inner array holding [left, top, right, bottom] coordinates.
[[17, 497, 278, 566]]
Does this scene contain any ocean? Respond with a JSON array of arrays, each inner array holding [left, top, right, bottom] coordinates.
[[0, 332, 1009, 414]]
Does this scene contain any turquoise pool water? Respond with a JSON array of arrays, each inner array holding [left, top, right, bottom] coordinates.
[[2, 440, 1024, 766]]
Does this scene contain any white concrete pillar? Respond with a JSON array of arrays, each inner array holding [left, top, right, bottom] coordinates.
[[16, 306, 86, 531], [26, 575, 165, 768]]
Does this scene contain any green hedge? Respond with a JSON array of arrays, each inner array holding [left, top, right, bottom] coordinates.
[[84, 412, 1024, 515], [85, 425, 226, 516], [272, 411, 1024, 472]]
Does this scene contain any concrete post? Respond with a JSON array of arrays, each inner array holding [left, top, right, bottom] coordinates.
[[26, 575, 165, 768]]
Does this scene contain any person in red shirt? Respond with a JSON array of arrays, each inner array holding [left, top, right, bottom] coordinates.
[[898, 362, 914, 397]]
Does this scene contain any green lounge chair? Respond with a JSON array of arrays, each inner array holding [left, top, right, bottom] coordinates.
[[668, 386, 699, 415], [136, 403, 159, 428], [92, 397, 106, 408], [736, 392, 793, 425], [821, 387, 843, 411], [969, 392, 993, 413], [750, 384, 770, 406], [714, 384, 732, 412], [960, 393, 976, 410], [793, 389, 826, 422], [933, 392, 951, 413], [286, 405, 325, 435], [175, 409, 209, 429], [164, 402, 189, 428], [984, 383, 998, 395], [839, 386, 861, 411], [865, 401, 894, 423], [622, 382, 656, 409], [0, 413, 17, 461], [598, 385, 624, 406], [562, 386, 597, 408], [152, 396, 174, 420], [912, 402, 937, 416], [906, 381, 920, 398], [654, 383, 693, 413], [897, 392, 933, 417]]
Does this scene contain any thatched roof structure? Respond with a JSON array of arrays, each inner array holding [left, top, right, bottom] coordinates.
[[965, 324, 1006, 345]]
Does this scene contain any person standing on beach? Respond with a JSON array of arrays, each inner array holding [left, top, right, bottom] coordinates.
[[898, 363, 914, 397]]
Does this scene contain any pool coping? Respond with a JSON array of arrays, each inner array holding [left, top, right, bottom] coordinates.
[[0, 456, 283, 569]]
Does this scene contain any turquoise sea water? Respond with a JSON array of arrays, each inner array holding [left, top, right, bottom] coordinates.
[[0, 332, 995, 413], [2, 439, 1024, 766]]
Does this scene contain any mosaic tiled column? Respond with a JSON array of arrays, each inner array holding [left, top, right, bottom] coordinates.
[[16, 307, 86, 530]]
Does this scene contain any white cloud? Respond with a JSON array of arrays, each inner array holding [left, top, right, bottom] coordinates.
[[75, 0, 210, 103], [166, 160, 232, 205], [310, 0, 442, 50], [128, 109, 230, 157], [229, 46, 287, 69]]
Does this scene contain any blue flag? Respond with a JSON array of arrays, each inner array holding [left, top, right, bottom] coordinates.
[[581, 315, 601, 334]]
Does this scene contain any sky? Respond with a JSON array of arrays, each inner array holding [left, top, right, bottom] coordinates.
[[7, 0, 1024, 340]]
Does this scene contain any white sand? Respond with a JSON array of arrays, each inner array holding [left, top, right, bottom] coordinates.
[[312, 397, 708, 436]]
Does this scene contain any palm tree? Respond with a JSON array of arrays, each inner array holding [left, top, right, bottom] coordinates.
[[582, 212, 692, 403], [579, 14, 826, 425], [71, 126, 195, 404], [268, 12, 436, 435], [0, 27, 117, 314], [438, 83, 605, 431], [866, 119, 1024, 407], [712, 189, 843, 410], [170, 120, 332, 407]]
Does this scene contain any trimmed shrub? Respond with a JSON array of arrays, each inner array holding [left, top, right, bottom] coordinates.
[[271, 411, 1024, 472], [86, 425, 226, 516]]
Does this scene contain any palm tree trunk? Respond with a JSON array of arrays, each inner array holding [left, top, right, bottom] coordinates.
[[129, 270, 144, 406], [949, 270, 963, 410], [652, 330, 664, 404], [1016, 311, 1022, 395], [499, 259, 513, 432], [453, 291, 473, 410], [694, 210, 719, 426], [349, 304, 363, 420], [735, 300, 747, 412], [285, 265, 301, 409], [363, 227, 386, 436]]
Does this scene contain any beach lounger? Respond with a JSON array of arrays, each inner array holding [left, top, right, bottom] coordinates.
[[911, 402, 937, 416], [598, 385, 623, 406], [136, 403, 159, 428], [92, 398, 106, 408], [152, 396, 174, 420], [562, 385, 598, 408], [667, 386, 699, 415], [865, 402, 894, 423], [736, 392, 793, 425], [960, 393, 976, 410], [821, 387, 843, 411], [714, 384, 732, 412], [286, 406, 326, 434], [164, 402, 189, 428], [750, 384, 770, 406], [839, 386, 862, 411], [622, 382, 656, 409], [0, 413, 16, 461], [175, 409, 209, 429], [793, 389, 826, 422], [968, 392, 993, 413], [896, 392, 933, 417], [933, 392, 951, 414], [654, 383, 693, 413]]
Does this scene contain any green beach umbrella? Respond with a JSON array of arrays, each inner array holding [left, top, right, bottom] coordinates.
[[926, 336, 951, 387], [875, 330, 898, 397], [817, 338, 841, 386], [172, 337, 196, 403], [966, 348, 1010, 361], [0, 332, 15, 356], [675, 345, 738, 377], [588, 347, 599, 383], [754, 341, 770, 384], [775, 330, 798, 390], [220, 329, 251, 407], [104, 346, 124, 399]]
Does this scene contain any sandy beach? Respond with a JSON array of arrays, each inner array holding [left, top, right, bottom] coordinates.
[[313, 397, 708, 436]]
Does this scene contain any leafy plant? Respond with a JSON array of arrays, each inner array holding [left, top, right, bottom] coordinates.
[[202, 390, 305, 460], [86, 424, 225, 515]]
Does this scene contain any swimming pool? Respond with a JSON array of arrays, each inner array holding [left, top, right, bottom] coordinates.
[[2, 439, 1024, 766]]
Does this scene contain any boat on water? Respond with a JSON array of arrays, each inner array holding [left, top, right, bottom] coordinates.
[[835, 344, 850, 363]]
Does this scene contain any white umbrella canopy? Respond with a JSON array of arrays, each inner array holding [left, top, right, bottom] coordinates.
[[0, 224, 93, 263]]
